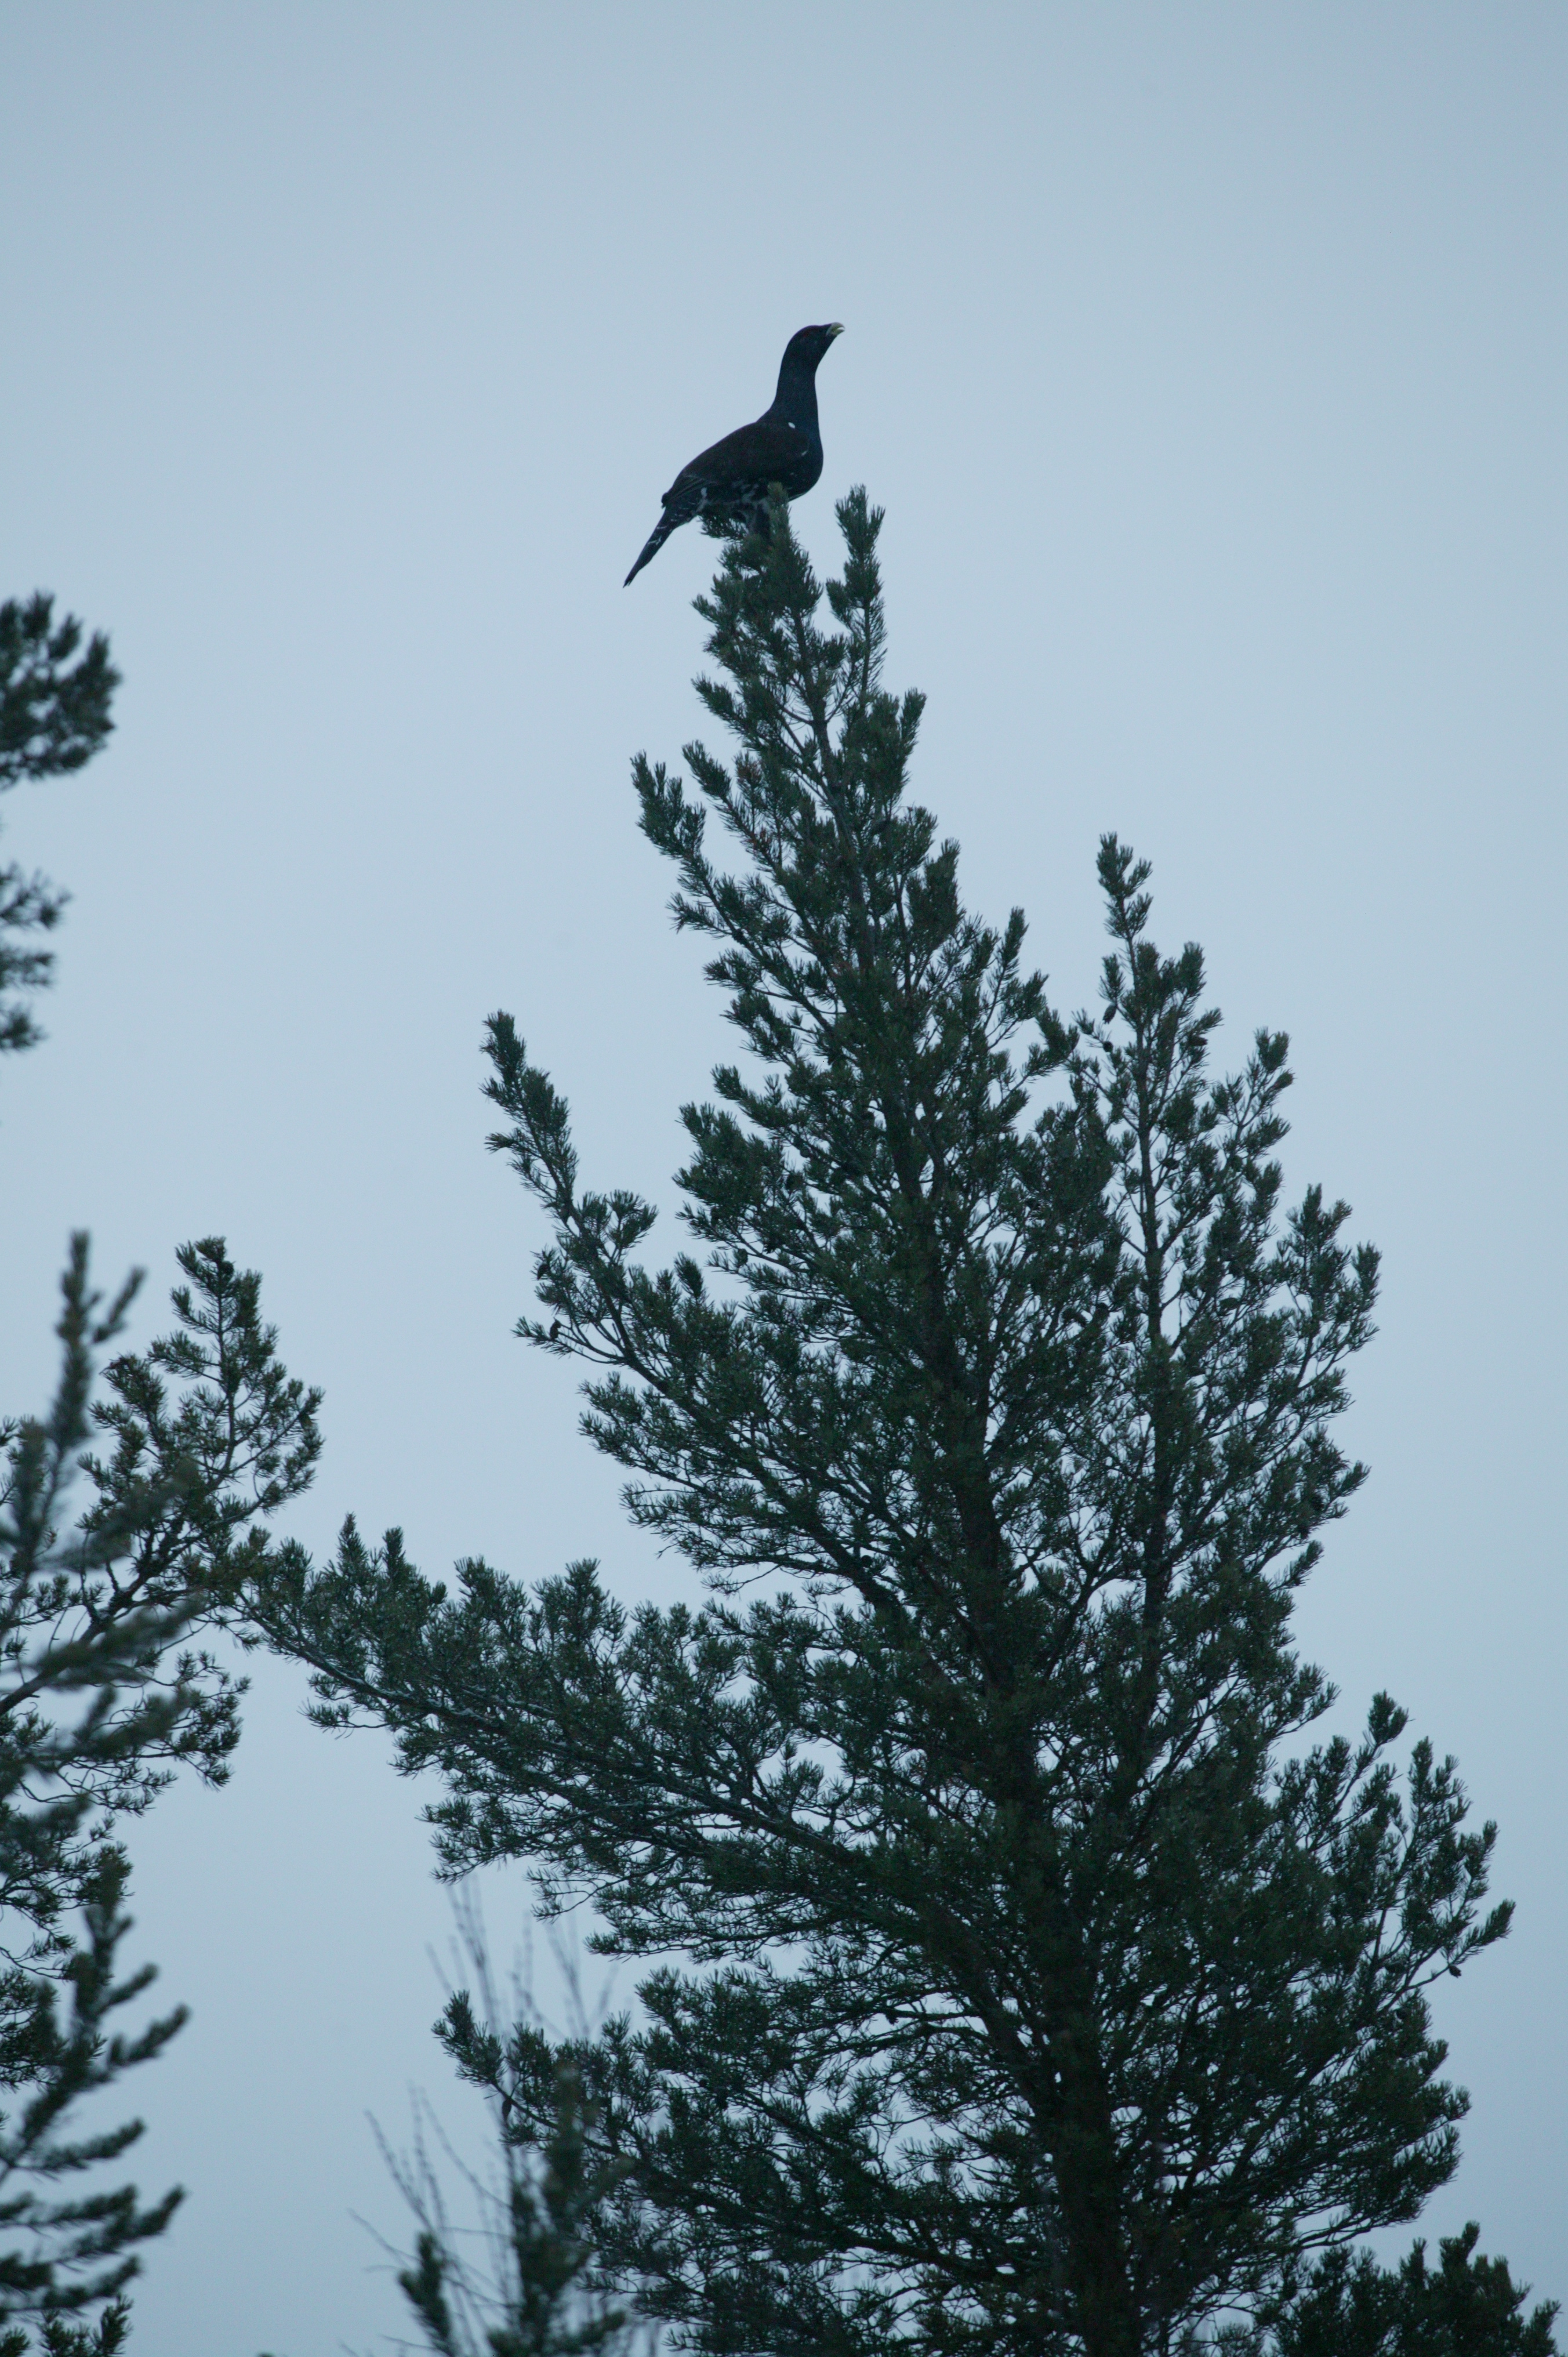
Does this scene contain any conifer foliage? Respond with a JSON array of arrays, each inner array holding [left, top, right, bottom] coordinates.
[[389, 1977, 642, 2357], [0, 1239, 320, 2342], [1, 581, 322, 2346], [0, 596, 118, 1055], [1237, 2224, 1559, 2357], [258, 496, 1524, 2356]]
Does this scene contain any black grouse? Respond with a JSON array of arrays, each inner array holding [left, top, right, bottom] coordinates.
[[624, 323, 843, 586]]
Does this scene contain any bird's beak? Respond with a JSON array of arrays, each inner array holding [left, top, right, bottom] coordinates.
[[827, 322, 844, 338]]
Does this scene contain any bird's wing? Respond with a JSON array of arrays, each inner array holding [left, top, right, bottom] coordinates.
[[627, 415, 813, 586], [667, 414, 812, 502]]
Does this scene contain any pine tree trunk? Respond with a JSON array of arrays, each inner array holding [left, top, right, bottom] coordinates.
[[881, 1087, 1146, 2357], [1053, 2059, 1143, 2357]]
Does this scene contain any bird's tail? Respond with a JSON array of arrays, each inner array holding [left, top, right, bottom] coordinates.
[[624, 507, 684, 586]]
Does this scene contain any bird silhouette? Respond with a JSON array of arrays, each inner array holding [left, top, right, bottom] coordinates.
[[625, 324, 843, 586]]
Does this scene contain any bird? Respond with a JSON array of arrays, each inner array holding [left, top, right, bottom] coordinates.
[[624, 323, 844, 586]]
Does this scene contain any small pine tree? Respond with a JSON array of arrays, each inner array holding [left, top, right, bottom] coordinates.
[[257, 495, 1534, 2356], [0, 596, 118, 1055], [0, 1850, 180, 2352], [380, 1921, 641, 2357], [2, 580, 321, 2347], [0, 1239, 320, 2341], [392, 2040, 641, 2357], [1224, 2224, 1558, 2357]]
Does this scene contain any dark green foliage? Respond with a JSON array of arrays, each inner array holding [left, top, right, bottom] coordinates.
[[382, 1920, 640, 2357], [2, 1237, 322, 1952], [0, 599, 116, 789], [1224, 2225, 1558, 2356], [255, 495, 1516, 2356], [1, 582, 319, 2345], [392, 1994, 641, 2357], [0, 1238, 319, 2341], [0, 595, 118, 1055], [7, 2309, 129, 2357], [0, 1852, 179, 2348]]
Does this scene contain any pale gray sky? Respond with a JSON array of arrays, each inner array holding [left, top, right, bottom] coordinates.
[[2, 7, 1564, 2350]]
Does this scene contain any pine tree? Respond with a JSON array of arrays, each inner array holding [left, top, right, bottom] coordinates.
[[257, 494, 1531, 2356], [1246, 2224, 1559, 2357], [1, 583, 321, 2345], [0, 1239, 320, 2343], [387, 1964, 642, 2357], [0, 595, 118, 1056]]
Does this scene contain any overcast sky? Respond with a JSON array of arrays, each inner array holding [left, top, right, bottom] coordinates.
[[2, 7, 1564, 2351]]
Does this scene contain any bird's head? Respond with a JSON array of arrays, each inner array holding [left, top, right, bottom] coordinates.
[[783, 322, 844, 374]]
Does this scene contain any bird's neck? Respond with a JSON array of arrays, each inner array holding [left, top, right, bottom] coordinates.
[[770, 359, 821, 436]]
